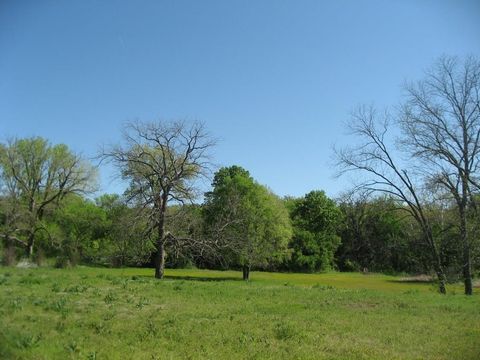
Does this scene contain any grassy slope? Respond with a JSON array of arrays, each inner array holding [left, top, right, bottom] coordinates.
[[0, 267, 478, 359]]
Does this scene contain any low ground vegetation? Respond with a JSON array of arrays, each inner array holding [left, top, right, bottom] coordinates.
[[0, 267, 479, 359]]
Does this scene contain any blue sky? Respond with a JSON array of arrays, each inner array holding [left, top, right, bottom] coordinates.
[[1, 0, 479, 199]]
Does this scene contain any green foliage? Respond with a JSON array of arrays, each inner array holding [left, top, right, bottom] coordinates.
[[54, 196, 108, 264], [204, 166, 292, 271], [0, 137, 96, 258], [286, 191, 342, 272], [0, 267, 477, 359], [96, 194, 154, 267], [337, 197, 422, 274]]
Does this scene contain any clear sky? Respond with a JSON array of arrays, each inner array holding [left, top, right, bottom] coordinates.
[[1, 0, 479, 199]]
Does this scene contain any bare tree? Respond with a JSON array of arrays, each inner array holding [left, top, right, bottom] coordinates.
[[101, 120, 215, 279], [400, 55, 480, 295], [0, 137, 96, 258], [335, 106, 448, 294]]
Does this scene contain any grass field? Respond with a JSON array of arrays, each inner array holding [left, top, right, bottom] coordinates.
[[0, 267, 479, 359]]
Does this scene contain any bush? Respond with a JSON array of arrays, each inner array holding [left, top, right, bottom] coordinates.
[[54, 256, 71, 269], [342, 259, 360, 272]]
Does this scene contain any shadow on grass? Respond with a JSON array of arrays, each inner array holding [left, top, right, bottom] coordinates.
[[164, 275, 243, 282]]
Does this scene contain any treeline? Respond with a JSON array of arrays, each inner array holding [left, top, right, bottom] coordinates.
[[0, 157, 477, 282], [1, 55, 479, 295]]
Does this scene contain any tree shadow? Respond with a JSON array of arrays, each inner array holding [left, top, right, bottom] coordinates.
[[164, 275, 243, 282]]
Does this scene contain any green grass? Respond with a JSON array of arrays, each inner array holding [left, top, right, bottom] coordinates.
[[0, 267, 479, 359]]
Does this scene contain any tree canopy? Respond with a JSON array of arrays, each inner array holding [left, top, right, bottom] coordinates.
[[287, 190, 342, 272], [204, 166, 292, 280]]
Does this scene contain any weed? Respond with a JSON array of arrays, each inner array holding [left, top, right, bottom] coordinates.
[[45, 297, 67, 312], [146, 319, 158, 336], [15, 333, 42, 349], [65, 340, 80, 354], [104, 292, 117, 304], [110, 277, 121, 286], [274, 322, 297, 341], [55, 321, 66, 332], [312, 284, 335, 290], [10, 297, 23, 311], [19, 275, 41, 285], [32, 298, 46, 307], [136, 296, 150, 309], [89, 321, 109, 335], [65, 283, 89, 293], [103, 312, 116, 321]]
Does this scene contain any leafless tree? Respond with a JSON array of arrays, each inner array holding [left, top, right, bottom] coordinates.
[[400, 55, 480, 295], [335, 106, 448, 294], [101, 120, 216, 279]]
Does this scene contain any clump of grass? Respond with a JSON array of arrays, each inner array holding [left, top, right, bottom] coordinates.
[[103, 311, 116, 321], [89, 321, 109, 335], [9, 297, 23, 311], [32, 298, 46, 307], [121, 279, 129, 289], [104, 292, 117, 304], [403, 289, 420, 295], [273, 322, 298, 341], [91, 286, 101, 297], [15, 333, 42, 349], [110, 277, 122, 286], [45, 297, 68, 313], [312, 284, 335, 290], [55, 321, 66, 332], [238, 331, 255, 345], [146, 319, 158, 336], [64, 340, 80, 354], [64, 283, 89, 293], [19, 274, 42, 285], [136, 296, 150, 309]]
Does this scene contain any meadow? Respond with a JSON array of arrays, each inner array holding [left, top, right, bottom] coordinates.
[[0, 267, 479, 359]]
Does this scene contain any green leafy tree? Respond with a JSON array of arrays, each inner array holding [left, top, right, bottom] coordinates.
[[54, 196, 108, 265], [337, 195, 419, 273], [0, 137, 96, 258], [287, 191, 342, 272], [204, 166, 292, 280]]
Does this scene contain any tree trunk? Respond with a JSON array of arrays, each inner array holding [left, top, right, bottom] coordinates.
[[154, 239, 165, 279], [460, 213, 473, 295], [242, 264, 250, 281], [426, 231, 447, 295], [154, 195, 168, 279], [26, 233, 34, 259], [434, 265, 447, 295]]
